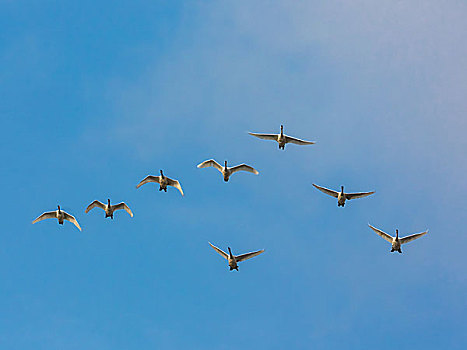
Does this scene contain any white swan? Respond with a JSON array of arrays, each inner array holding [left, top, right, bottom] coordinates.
[[208, 242, 264, 271], [312, 184, 374, 207], [136, 170, 184, 196], [368, 224, 428, 253], [249, 125, 315, 150], [32, 205, 82, 231], [85, 199, 133, 219], [197, 159, 259, 182]]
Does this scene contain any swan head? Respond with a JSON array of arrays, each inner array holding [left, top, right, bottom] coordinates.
[[224, 160, 228, 168], [107, 198, 111, 205], [280, 124, 284, 133], [57, 205, 61, 212], [160, 169, 164, 177], [228, 247, 232, 256], [396, 229, 399, 239], [341, 185, 344, 192]]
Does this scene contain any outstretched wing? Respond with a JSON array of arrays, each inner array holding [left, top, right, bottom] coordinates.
[[235, 249, 265, 262], [312, 184, 339, 198], [85, 200, 105, 213], [208, 242, 228, 260], [136, 175, 161, 188], [400, 231, 428, 245], [112, 202, 134, 217], [63, 212, 82, 231], [167, 178, 184, 196], [197, 159, 223, 172], [230, 164, 259, 175], [368, 224, 393, 243], [285, 135, 315, 145], [248, 132, 278, 141], [345, 191, 375, 200], [32, 211, 56, 224]]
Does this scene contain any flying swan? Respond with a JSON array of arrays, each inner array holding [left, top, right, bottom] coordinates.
[[249, 125, 315, 150], [312, 184, 375, 207], [368, 224, 428, 253], [136, 170, 184, 196], [32, 205, 82, 231], [208, 242, 265, 271], [85, 199, 133, 219], [197, 160, 258, 182]]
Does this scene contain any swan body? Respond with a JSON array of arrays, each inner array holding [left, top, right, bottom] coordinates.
[[249, 125, 315, 150], [312, 184, 375, 207], [197, 160, 258, 182], [208, 242, 264, 271], [85, 199, 133, 219], [136, 170, 184, 196], [368, 224, 428, 253], [32, 205, 82, 231]]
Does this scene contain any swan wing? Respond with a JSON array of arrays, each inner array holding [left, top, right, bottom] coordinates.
[[248, 132, 278, 141], [312, 184, 338, 198], [32, 211, 56, 224], [345, 191, 375, 200], [368, 224, 393, 243], [400, 231, 428, 245], [285, 135, 315, 145], [208, 242, 228, 260], [136, 175, 161, 188], [63, 212, 82, 231], [235, 249, 265, 262], [197, 159, 223, 172], [112, 202, 133, 217], [230, 164, 259, 175], [85, 200, 105, 213], [167, 178, 184, 196]]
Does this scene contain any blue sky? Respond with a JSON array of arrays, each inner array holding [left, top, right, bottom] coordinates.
[[1, 1, 466, 349]]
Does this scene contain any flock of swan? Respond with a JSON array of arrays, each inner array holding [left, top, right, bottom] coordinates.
[[32, 124, 428, 270]]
